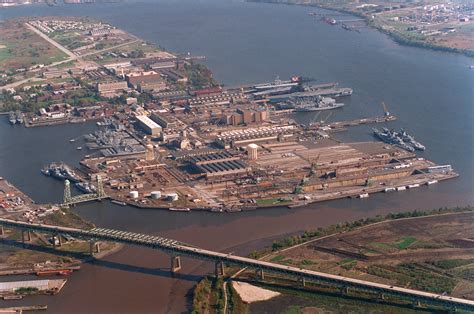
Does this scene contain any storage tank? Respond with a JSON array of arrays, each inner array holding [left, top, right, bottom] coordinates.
[[167, 192, 179, 201], [129, 191, 139, 199], [247, 143, 259, 160], [150, 191, 162, 199]]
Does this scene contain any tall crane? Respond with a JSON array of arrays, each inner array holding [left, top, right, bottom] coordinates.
[[382, 102, 390, 117], [309, 153, 321, 177], [309, 111, 322, 127], [320, 111, 333, 125]]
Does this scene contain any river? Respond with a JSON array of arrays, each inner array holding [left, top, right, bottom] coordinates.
[[0, 0, 473, 312]]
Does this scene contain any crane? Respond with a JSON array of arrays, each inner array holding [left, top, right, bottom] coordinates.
[[382, 102, 390, 117], [320, 111, 332, 125], [309, 153, 321, 177], [309, 111, 322, 126]]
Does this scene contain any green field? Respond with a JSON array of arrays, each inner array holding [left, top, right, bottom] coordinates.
[[0, 20, 68, 71]]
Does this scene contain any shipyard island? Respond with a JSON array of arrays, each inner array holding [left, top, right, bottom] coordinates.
[[0, 11, 472, 314]]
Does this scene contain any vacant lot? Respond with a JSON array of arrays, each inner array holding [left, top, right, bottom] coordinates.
[[0, 20, 67, 71], [266, 212, 474, 299]]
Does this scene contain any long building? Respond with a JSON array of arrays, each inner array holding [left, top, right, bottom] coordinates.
[[136, 115, 162, 136]]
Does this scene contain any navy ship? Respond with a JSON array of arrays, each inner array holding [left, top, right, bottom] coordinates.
[[399, 129, 426, 151], [75, 182, 96, 194], [372, 128, 415, 152], [41, 163, 81, 182], [293, 96, 344, 112]]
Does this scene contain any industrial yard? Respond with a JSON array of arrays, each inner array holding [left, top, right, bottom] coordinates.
[[0, 17, 459, 214]]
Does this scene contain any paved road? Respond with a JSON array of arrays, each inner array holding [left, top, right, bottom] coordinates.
[[25, 22, 77, 60]]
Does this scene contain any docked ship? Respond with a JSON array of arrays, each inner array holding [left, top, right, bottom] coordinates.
[[372, 128, 415, 152], [253, 76, 300, 91], [9, 112, 16, 125], [293, 96, 344, 112], [75, 182, 96, 194], [399, 129, 426, 151], [41, 163, 81, 182], [16, 111, 24, 124]]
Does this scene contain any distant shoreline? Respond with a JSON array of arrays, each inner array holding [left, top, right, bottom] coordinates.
[[247, 0, 474, 58]]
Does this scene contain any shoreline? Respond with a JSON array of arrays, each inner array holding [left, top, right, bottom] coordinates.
[[247, 0, 474, 58]]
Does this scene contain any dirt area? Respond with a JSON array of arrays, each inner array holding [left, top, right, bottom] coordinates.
[[0, 20, 67, 71], [266, 212, 474, 299], [231, 281, 280, 303]]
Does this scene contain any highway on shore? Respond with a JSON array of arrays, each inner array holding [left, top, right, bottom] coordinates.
[[0, 218, 473, 311]]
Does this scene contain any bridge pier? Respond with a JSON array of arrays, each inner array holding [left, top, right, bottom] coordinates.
[[378, 292, 385, 301], [51, 234, 62, 248], [21, 230, 31, 243], [89, 241, 100, 256], [412, 299, 421, 308], [0, 225, 4, 236], [258, 268, 264, 280], [215, 261, 225, 278], [170, 255, 181, 273], [341, 286, 349, 295], [298, 277, 306, 287]]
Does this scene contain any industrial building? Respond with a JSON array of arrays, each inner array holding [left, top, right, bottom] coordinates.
[[151, 113, 178, 129], [135, 115, 162, 136], [186, 151, 250, 179], [97, 81, 129, 97], [126, 71, 166, 91], [215, 125, 296, 148], [221, 108, 268, 126]]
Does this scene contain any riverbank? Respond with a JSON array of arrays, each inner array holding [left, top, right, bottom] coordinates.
[[247, 0, 474, 58], [0, 178, 122, 290], [191, 206, 474, 312]]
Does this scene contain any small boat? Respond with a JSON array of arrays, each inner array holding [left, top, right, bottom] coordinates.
[[169, 207, 191, 212], [69, 139, 76, 143], [76, 146, 82, 150], [358, 193, 369, 198], [111, 200, 127, 206]]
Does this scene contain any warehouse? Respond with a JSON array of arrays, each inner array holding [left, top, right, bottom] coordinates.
[[136, 115, 162, 136]]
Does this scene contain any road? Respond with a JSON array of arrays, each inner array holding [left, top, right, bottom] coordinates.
[[0, 217, 473, 311], [25, 22, 78, 60]]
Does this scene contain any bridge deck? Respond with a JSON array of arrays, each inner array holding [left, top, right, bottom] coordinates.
[[0, 218, 473, 310]]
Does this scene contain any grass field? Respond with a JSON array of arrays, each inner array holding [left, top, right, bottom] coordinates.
[[0, 20, 68, 71]]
